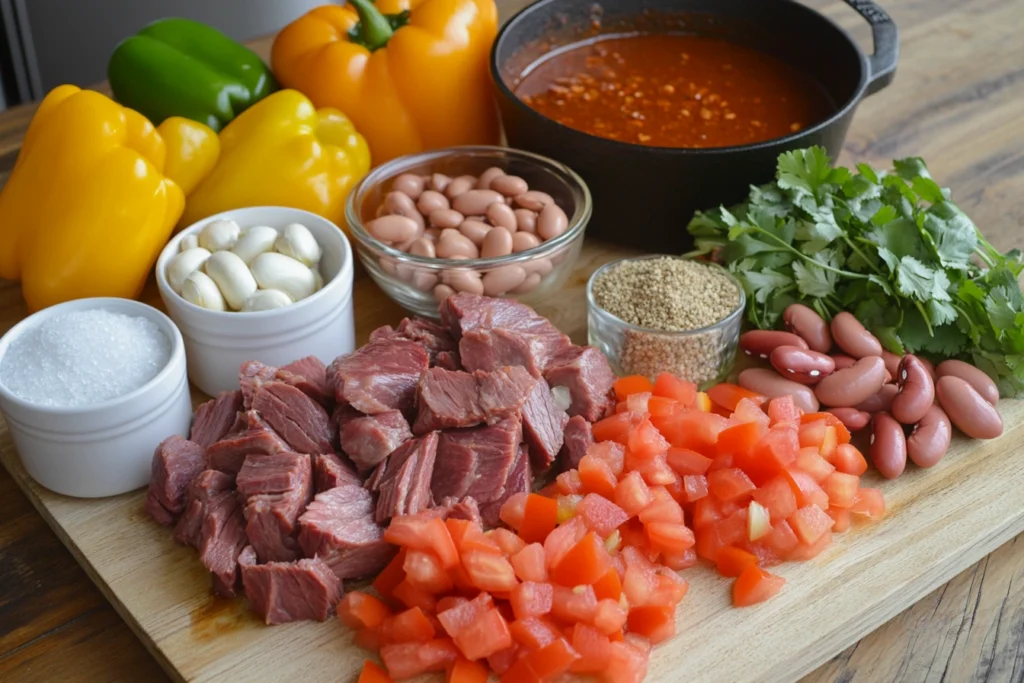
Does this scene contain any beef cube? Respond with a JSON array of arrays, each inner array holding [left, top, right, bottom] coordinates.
[[520, 380, 569, 471], [441, 294, 565, 339], [174, 470, 234, 548], [238, 548, 343, 625], [206, 412, 289, 475], [431, 417, 522, 505], [199, 491, 249, 598], [240, 360, 277, 409], [372, 318, 458, 363], [414, 366, 536, 434], [438, 496, 483, 527], [336, 406, 412, 472], [313, 453, 361, 492], [237, 453, 313, 563], [544, 346, 616, 422], [298, 486, 397, 580], [372, 432, 438, 523], [253, 381, 335, 455], [458, 328, 553, 377], [477, 366, 537, 419], [278, 356, 332, 406], [434, 350, 461, 371], [560, 415, 594, 470], [191, 391, 243, 448], [145, 436, 205, 526], [328, 339, 428, 415], [479, 444, 532, 528]]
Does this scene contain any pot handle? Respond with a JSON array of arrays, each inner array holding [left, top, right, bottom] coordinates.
[[845, 0, 899, 95]]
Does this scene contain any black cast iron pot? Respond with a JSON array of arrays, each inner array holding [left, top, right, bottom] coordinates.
[[491, 0, 898, 252]]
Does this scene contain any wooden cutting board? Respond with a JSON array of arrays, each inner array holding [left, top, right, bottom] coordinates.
[[1, 237, 1022, 682]]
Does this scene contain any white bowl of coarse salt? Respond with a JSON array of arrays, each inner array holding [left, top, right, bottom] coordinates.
[[0, 298, 192, 498]]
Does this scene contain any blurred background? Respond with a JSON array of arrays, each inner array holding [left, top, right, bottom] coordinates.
[[0, 0, 332, 111]]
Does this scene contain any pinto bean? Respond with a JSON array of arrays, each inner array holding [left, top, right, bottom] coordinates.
[[737, 368, 819, 413], [891, 355, 935, 425], [769, 345, 835, 385], [825, 407, 872, 432], [831, 354, 857, 371], [870, 412, 907, 479], [783, 304, 832, 353], [739, 330, 808, 360], [906, 404, 952, 468], [936, 359, 999, 406], [814, 356, 887, 407], [830, 312, 883, 358], [855, 383, 898, 414], [935, 376, 1003, 439]]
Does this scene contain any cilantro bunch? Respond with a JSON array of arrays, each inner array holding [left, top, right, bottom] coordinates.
[[686, 147, 1024, 397]]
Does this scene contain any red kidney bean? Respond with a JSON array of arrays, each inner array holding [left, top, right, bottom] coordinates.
[[870, 412, 907, 479], [935, 359, 999, 406], [881, 350, 902, 379], [825, 407, 871, 432], [737, 368, 819, 413], [906, 404, 952, 468], [769, 345, 835, 385], [814, 356, 887, 407], [830, 312, 883, 358], [919, 357, 936, 380], [831, 354, 856, 371], [739, 330, 808, 360], [783, 304, 832, 353], [891, 355, 935, 425], [855, 383, 898, 414], [935, 376, 1003, 439]]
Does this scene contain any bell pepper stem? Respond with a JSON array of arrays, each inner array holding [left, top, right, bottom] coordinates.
[[348, 0, 394, 51]]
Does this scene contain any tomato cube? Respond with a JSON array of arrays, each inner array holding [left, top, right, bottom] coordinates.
[[732, 565, 786, 607], [645, 521, 696, 556], [437, 593, 493, 638], [511, 581, 554, 620], [691, 497, 723, 529], [614, 375, 654, 400], [556, 469, 583, 495], [752, 475, 798, 522], [498, 492, 528, 531], [715, 546, 759, 577], [594, 598, 629, 635], [593, 568, 623, 601], [447, 658, 489, 683], [660, 548, 698, 571], [790, 505, 834, 545], [544, 516, 587, 570], [358, 661, 392, 683], [339, 592, 392, 631], [707, 467, 757, 502], [462, 551, 518, 592], [827, 506, 852, 532], [551, 584, 599, 623], [796, 447, 836, 483], [384, 513, 459, 569], [652, 410, 728, 454], [490, 528, 527, 556], [764, 519, 800, 559], [606, 639, 650, 683], [614, 471, 654, 516], [628, 418, 671, 460], [618, 391, 651, 415], [824, 471, 859, 508], [666, 447, 712, 475], [767, 395, 800, 425], [652, 373, 697, 407], [381, 639, 459, 679], [571, 624, 613, 673], [388, 606, 437, 642], [513, 638, 580, 680], [833, 443, 869, 476], [731, 397, 771, 428], [372, 549, 407, 602], [681, 474, 709, 503], [716, 421, 769, 459], [707, 383, 766, 411], [575, 493, 630, 537], [403, 550, 453, 594], [850, 487, 886, 518], [782, 468, 828, 508], [453, 608, 513, 661], [511, 543, 549, 583], [578, 455, 618, 499], [552, 532, 612, 587], [621, 564, 658, 607], [788, 530, 833, 560], [592, 411, 644, 445], [627, 605, 676, 644], [509, 616, 560, 651], [637, 491, 684, 525], [518, 493, 559, 544], [737, 424, 800, 485], [392, 580, 437, 612]]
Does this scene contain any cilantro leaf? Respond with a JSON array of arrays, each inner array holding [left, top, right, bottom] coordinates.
[[896, 256, 951, 302], [777, 147, 832, 196]]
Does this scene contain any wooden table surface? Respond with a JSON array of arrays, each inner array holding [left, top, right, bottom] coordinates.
[[2, 0, 1023, 680]]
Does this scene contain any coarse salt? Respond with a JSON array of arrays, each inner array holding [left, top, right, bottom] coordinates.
[[0, 309, 171, 408]]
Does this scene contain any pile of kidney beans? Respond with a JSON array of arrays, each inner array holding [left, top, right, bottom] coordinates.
[[736, 304, 1003, 479]]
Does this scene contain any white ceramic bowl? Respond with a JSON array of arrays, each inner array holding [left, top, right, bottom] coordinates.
[[0, 298, 192, 498], [156, 207, 356, 396]]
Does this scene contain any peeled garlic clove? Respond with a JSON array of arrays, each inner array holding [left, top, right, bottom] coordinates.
[[180, 234, 200, 252], [250, 252, 316, 302], [204, 250, 257, 310], [198, 218, 241, 252], [166, 247, 212, 294], [311, 267, 324, 292], [182, 271, 226, 311], [232, 225, 279, 264], [274, 222, 322, 267], [242, 289, 293, 312]]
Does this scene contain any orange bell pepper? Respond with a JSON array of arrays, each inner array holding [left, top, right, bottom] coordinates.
[[271, 0, 500, 165]]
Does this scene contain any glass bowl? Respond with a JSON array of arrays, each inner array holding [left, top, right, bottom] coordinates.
[[586, 256, 746, 387], [345, 146, 591, 318]]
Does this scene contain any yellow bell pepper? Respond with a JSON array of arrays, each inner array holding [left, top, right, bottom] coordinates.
[[271, 0, 500, 165], [0, 85, 185, 312], [177, 89, 371, 228]]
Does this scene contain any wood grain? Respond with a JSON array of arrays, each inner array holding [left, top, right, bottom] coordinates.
[[1, 0, 1024, 681]]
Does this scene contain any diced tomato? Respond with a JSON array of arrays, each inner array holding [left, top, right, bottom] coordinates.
[[606, 639, 650, 683], [645, 522, 695, 556], [666, 447, 712, 476], [618, 391, 651, 415], [660, 548, 697, 571], [373, 550, 407, 602], [790, 505, 834, 545], [593, 598, 629, 635], [588, 440, 627, 476], [593, 568, 623, 601], [652, 410, 728, 454], [626, 605, 675, 644], [510, 616, 561, 651], [380, 638, 459, 679], [385, 514, 460, 569], [614, 375, 655, 400], [613, 471, 654, 516], [695, 507, 748, 563], [510, 581, 554, 620], [833, 443, 869, 476], [536, 482, 561, 498], [498, 492, 528, 531], [447, 657, 489, 683], [743, 540, 782, 568], [680, 474, 709, 503], [788, 530, 833, 561], [578, 454, 618, 499], [730, 397, 770, 430], [818, 425, 839, 459], [621, 560, 657, 607], [826, 506, 852, 532], [457, 523, 503, 556], [691, 497, 722, 529], [592, 411, 644, 445], [452, 608, 513, 661], [715, 546, 758, 577], [782, 468, 829, 509], [627, 418, 671, 460], [850, 488, 886, 518], [752, 475, 798, 522], [764, 519, 800, 559], [736, 424, 799, 485], [570, 624, 613, 673], [461, 551, 518, 593], [489, 528, 527, 556], [637, 489, 684, 525], [716, 421, 769, 459], [544, 517, 587, 570], [707, 467, 757, 503], [512, 638, 580, 681], [487, 646, 521, 676], [823, 471, 859, 508], [646, 395, 680, 417], [358, 660, 392, 683], [556, 469, 583, 495], [627, 451, 678, 487], [388, 606, 437, 642], [707, 383, 766, 411], [553, 532, 612, 587], [652, 373, 697, 407], [511, 543, 549, 583], [767, 395, 800, 425], [651, 569, 689, 605], [796, 447, 836, 483], [707, 453, 735, 473], [339, 592, 393, 631], [551, 584, 599, 624], [574, 493, 629, 537], [798, 419, 828, 448], [403, 550, 453, 595], [393, 580, 437, 612], [732, 565, 786, 607], [515, 493, 559, 544]]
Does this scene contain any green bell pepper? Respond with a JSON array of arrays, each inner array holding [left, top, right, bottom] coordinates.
[[108, 17, 277, 131]]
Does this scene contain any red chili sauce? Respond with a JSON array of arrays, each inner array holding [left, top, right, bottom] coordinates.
[[514, 33, 835, 148]]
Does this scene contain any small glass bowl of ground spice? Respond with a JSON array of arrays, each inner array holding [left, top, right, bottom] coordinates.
[[587, 255, 744, 386]]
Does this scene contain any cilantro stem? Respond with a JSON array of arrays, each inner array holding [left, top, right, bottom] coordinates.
[[843, 236, 885, 277], [914, 300, 934, 336], [745, 226, 869, 279]]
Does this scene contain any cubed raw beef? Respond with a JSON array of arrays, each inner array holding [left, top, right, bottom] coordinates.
[[372, 432, 438, 523], [237, 453, 313, 563], [174, 470, 234, 548], [431, 417, 522, 505], [520, 379, 569, 470], [199, 490, 249, 598], [476, 366, 538, 422], [413, 366, 536, 433], [239, 548, 343, 625], [371, 318, 457, 364], [336, 406, 412, 472], [479, 444, 532, 528], [435, 350, 461, 371], [544, 346, 616, 422], [253, 381, 335, 455], [328, 339, 428, 415], [560, 415, 594, 470], [191, 391, 243, 448], [278, 356, 332, 406], [313, 453, 361, 492], [206, 412, 289, 475], [459, 328, 557, 377], [145, 435, 205, 526], [298, 486, 397, 580], [438, 496, 483, 527], [240, 360, 277, 409]]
